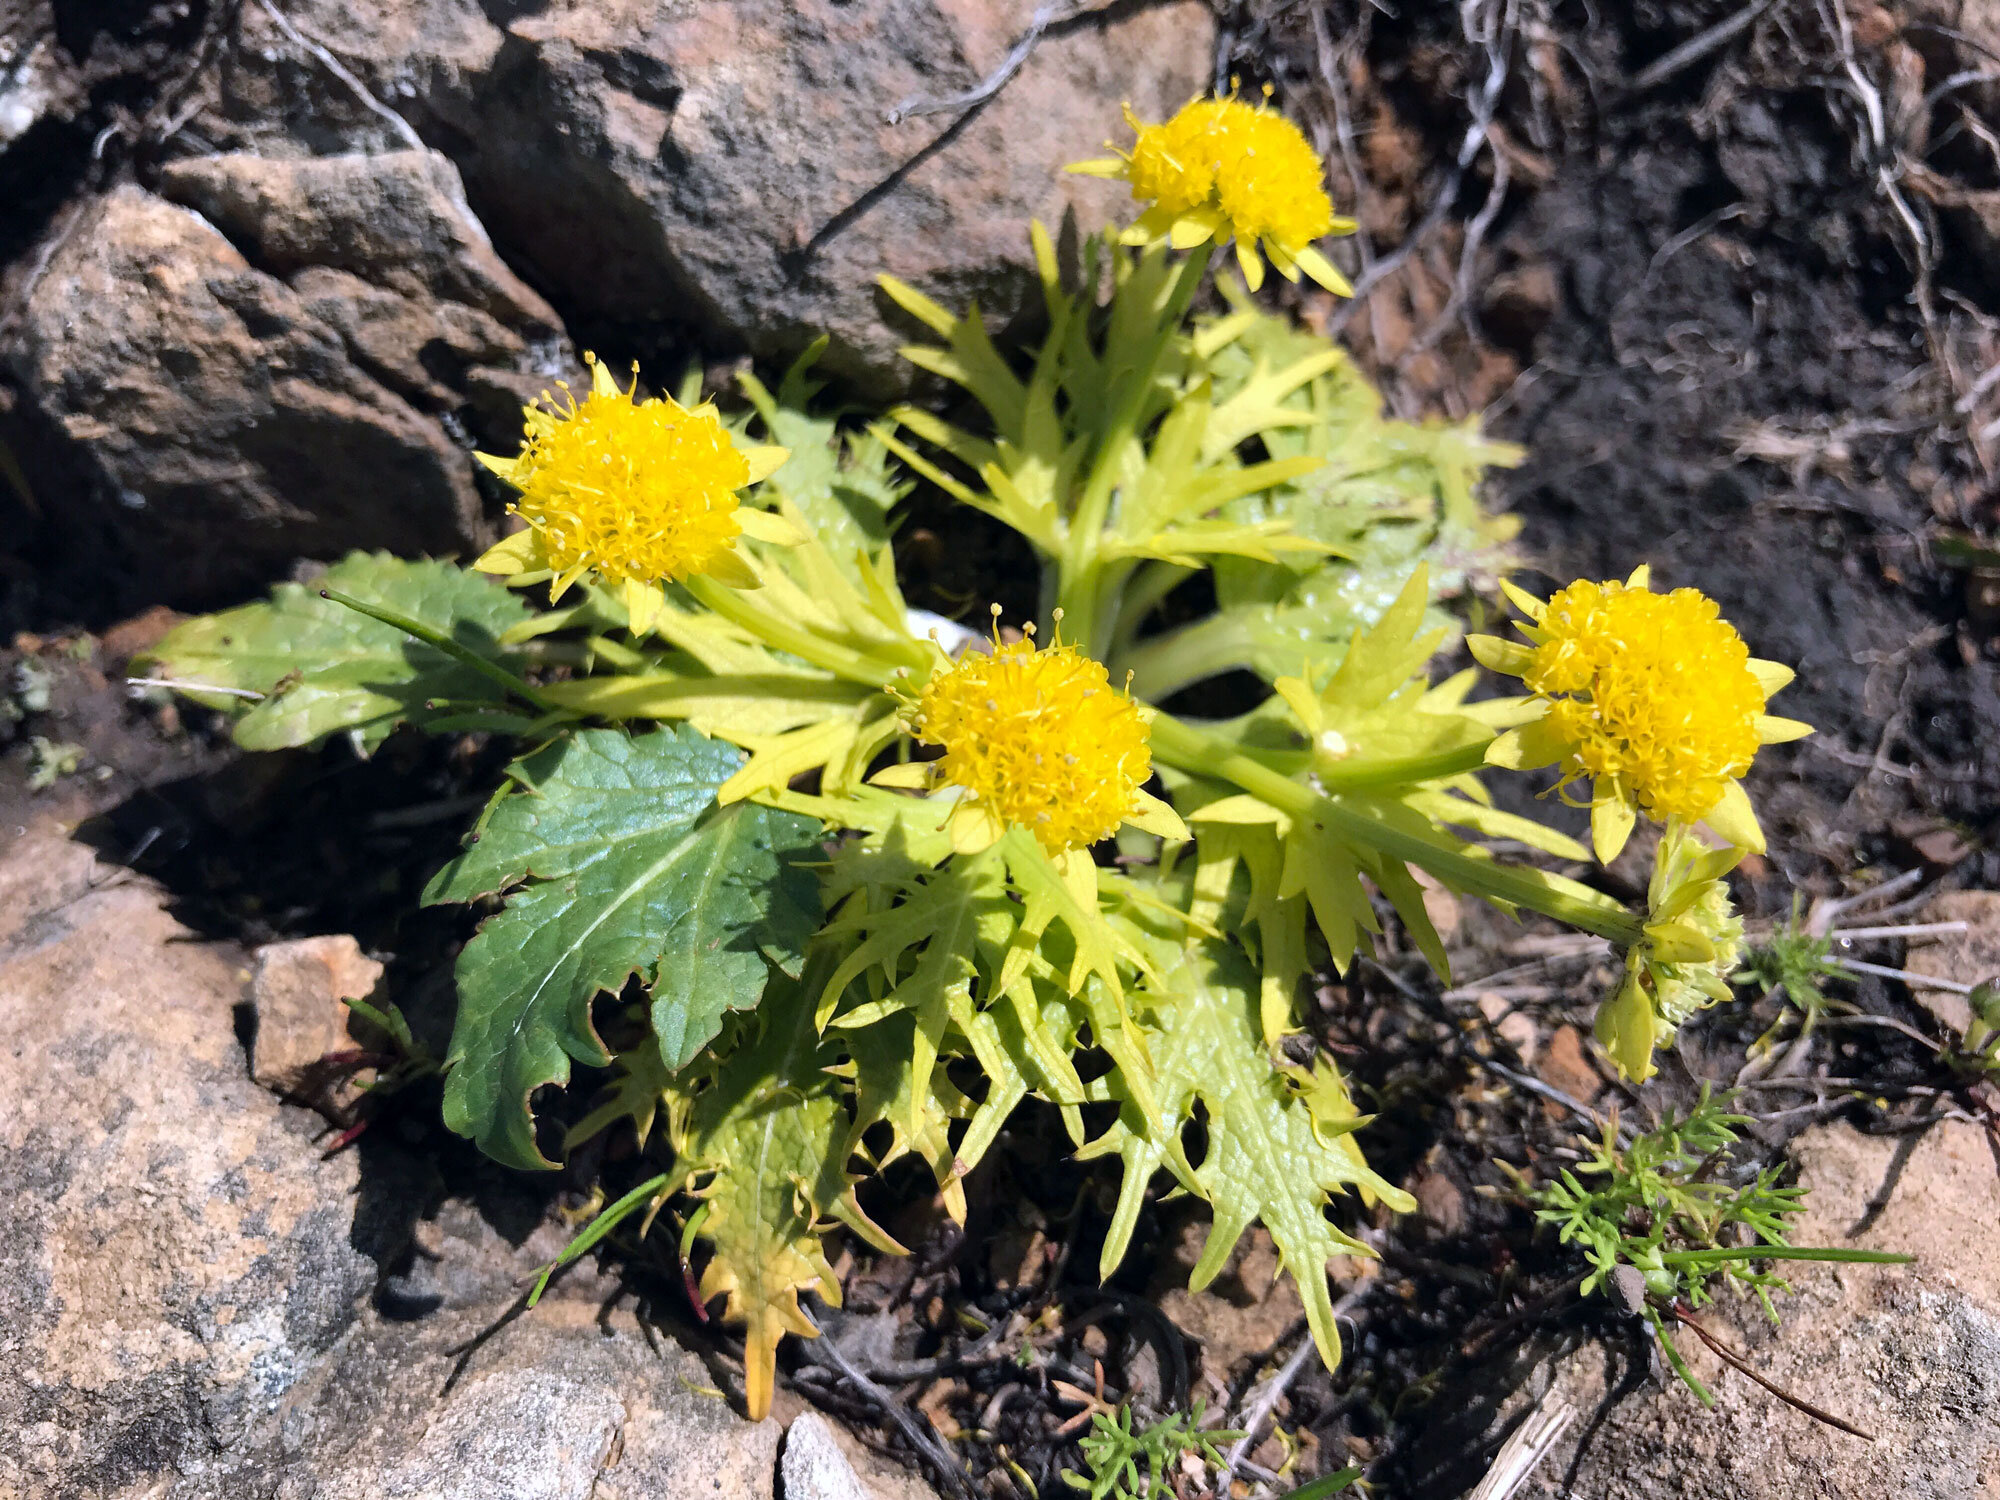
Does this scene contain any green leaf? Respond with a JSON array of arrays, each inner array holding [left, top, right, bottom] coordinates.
[[1086, 939, 1414, 1372], [428, 726, 822, 1168], [736, 343, 909, 583], [143, 551, 531, 751], [1280, 1467, 1363, 1500], [818, 848, 1013, 1140], [675, 973, 893, 1421]]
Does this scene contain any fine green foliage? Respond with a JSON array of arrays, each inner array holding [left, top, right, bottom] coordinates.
[[1062, 1403, 1245, 1500], [1520, 1089, 1803, 1313], [142, 552, 532, 750], [1508, 1087, 1912, 1401], [426, 726, 821, 1168], [1740, 904, 1850, 1033], [1949, 981, 2000, 1081]]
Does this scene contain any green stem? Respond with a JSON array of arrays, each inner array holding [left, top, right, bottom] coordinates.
[[1055, 244, 1214, 654], [1120, 609, 1256, 701], [320, 587, 562, 713], [527, 1171, 672, 1307], [1656, 1246, 1913, 1267], [1316, 740, 1495, 793], [1149, 713, 1643, 944], [683, 575, 902, 688], [541, 671, 873, 718]]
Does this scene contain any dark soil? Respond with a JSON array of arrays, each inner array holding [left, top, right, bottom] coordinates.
[[4, 1, 1999, 1497]]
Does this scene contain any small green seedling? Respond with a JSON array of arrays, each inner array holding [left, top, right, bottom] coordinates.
[[1506, 1087, 1911, 1418], [1947, 981, 2000, 1083], [1062, 1403, 1245, 1500], [1740, 902, 1853, 1042]]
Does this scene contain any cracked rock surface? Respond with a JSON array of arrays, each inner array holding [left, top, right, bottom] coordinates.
[[199, 0, 1213, 395]]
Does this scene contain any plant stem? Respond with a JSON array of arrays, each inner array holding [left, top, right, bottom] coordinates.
[[683, 575, 904, 688], [319, 588, 563, 713], [1657, 1245, 1912, 1267], [1316, 740, 1495, 792], [1055, 244, 1213, 655], [1149, 713, 1643, 944]]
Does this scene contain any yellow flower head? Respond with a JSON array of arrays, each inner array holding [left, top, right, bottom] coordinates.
[[1471, 567, 1810, 863], [877, 620, 1183, 857], [471, 355, 791, 631], [1068, 89, 1355, 296]]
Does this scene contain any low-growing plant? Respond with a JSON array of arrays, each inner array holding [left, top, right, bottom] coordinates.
[[1062, 1402, 1244, 1500], [1505, 1087, 1910, 1408], [144, 91, 1814, 1416], [1948, 980, 2000, 1082], [1739, 900, 1854, 1043]]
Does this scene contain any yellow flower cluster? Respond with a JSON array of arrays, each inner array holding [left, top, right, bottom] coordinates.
[[472, 356, 790, 629], [1473, 569, 1809, 862], [1070, 93, 1354, 295], [1529, 579, 1764, 821], [907, 634, 1155, 855]]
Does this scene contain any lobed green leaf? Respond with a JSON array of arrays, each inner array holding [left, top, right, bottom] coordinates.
[[428, 726, 822, 1168]]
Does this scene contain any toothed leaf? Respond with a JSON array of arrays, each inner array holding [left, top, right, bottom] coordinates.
[[1092, 939, 1415, 1371], [675, 980, 853, 1422], [428, 726, 822, 1168]]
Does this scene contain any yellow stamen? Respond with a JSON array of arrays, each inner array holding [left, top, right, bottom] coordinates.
[[1529, 580, 1766, 821], [910, 632, 1151, 855]]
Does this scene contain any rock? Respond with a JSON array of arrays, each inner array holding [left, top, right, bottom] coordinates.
[[196, 1295, 785, 1500], [0, 824, 375, 1499], [155, 149, 564, 436], [1534, 1024, 1603, 1107], [768, 1394, 943, 1500], [247, 933, 385, 1095], [0, 821, 832, 1499], [1408, 1162, 1469, 1239], [1903, 889, 2000, 1036], [206, 0, 1215, 395], [1521, 1120, 2000, 1500], [781, 1414, 875, 1500], [5, 150, 565, 607]]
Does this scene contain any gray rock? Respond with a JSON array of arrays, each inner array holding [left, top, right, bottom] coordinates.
[[0, 822, 847, 1500], [193, 1296, 784, 1500], [6, 149, 566, 606], [781, 1413, 873, 1500], [203, 0, 1216, 395], [0, 825, 376, 1499]]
